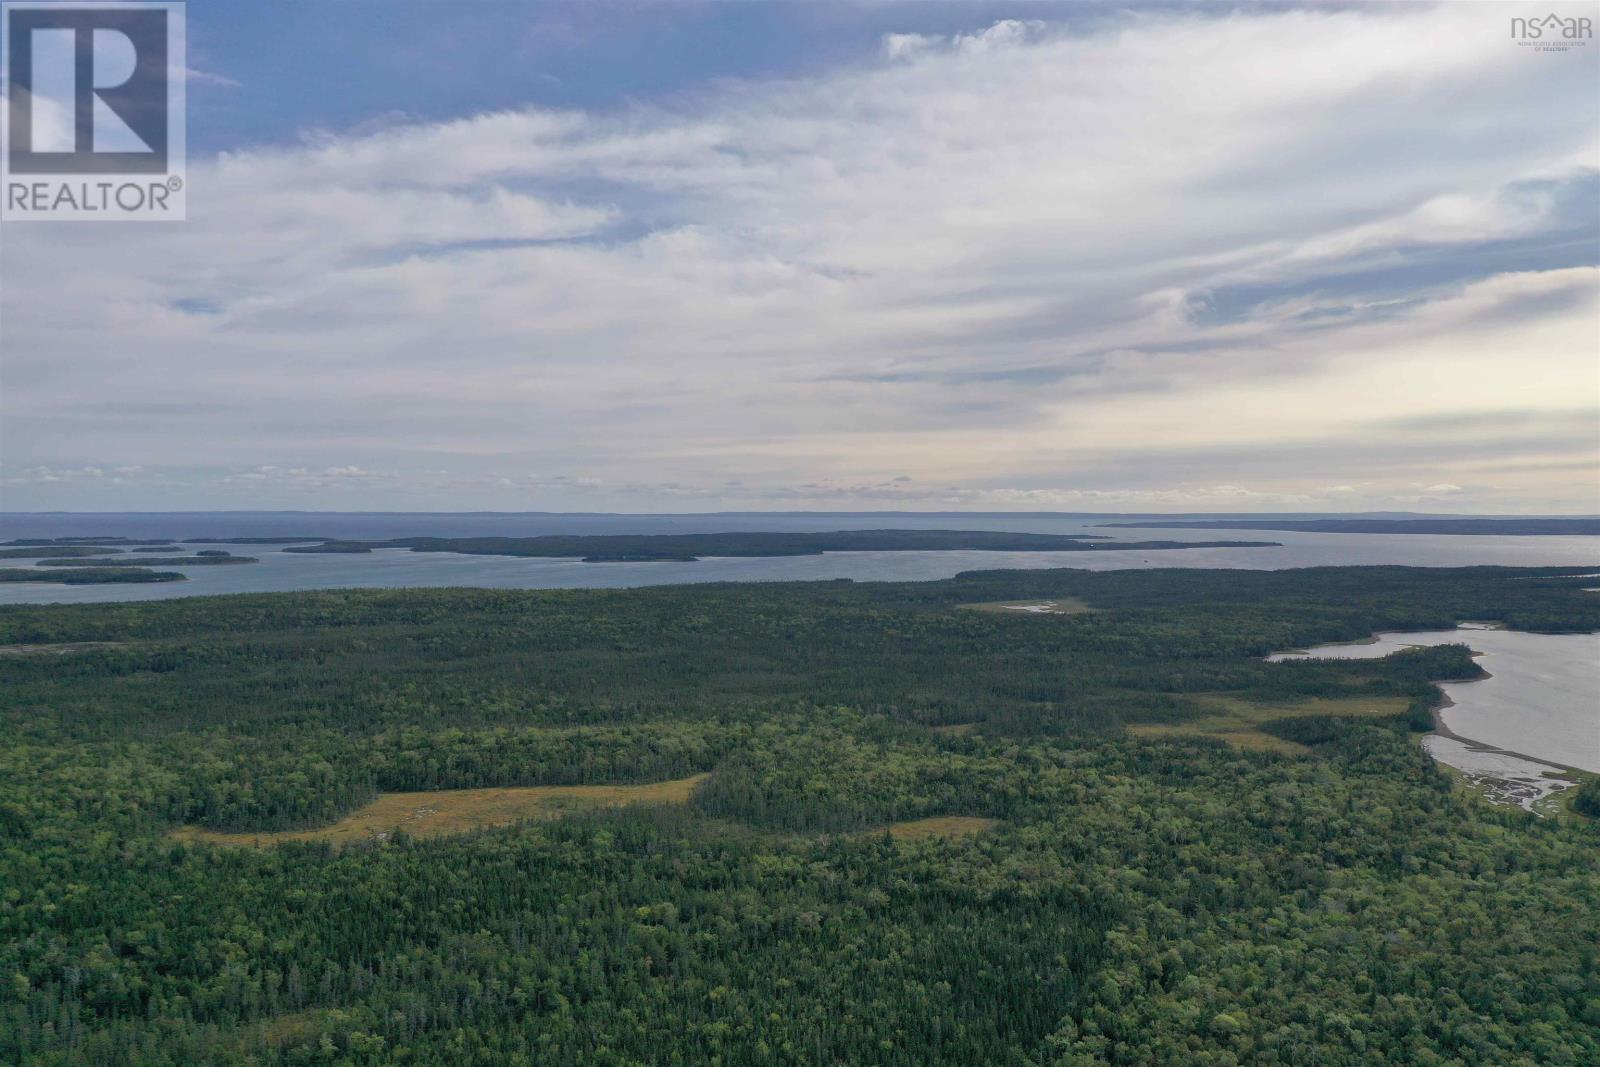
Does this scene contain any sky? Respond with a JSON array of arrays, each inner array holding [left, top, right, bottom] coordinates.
[[1, 0, 1597, 514]]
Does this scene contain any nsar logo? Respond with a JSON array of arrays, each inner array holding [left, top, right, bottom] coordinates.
[[1510, 12, 1593, 51]]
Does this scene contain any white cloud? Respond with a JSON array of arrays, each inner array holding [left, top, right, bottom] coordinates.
[[182, 67, 241, 89], [881, 33, 934, 62], [954, 19, 1043, 53], [2, 5, 1596, 513]]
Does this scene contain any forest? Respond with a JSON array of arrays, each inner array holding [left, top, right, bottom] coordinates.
[[1, 563, 1597, 1065]]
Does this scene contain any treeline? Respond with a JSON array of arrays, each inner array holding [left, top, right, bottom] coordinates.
[[1574, 777, 1600, 818]]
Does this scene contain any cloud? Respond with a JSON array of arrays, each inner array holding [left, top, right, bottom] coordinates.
[[2, 4, 1596, 513], [182, 67, 241, 89], [881, 33, 934, 62], [886, 19, 1044, 61]]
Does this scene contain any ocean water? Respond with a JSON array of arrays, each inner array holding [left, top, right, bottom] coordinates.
[[1270, 627, 1600, 774], [0, 511, 1595, 605]]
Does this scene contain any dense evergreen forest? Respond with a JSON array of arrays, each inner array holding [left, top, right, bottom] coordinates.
[[1, 564, 1597, 1065]]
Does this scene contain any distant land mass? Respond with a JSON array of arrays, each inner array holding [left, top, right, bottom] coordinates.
[[282, 543, 373, 554], [280, 529, 1279, 562], [0, 546, 124, 559], [181, 537, 330, 545], [1097, 518, 1600, 536], [34, 555, 259, 567], [1, 537, 176, 547], [0, 567, 184, 585]]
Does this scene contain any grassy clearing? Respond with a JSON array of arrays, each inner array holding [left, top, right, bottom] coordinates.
[[254, 1011, 322, 1048], [931, 722, 981, 736], [1129, 694, 1412, 755], [959, 597, 1093, 615], [880, 816, 999, 841], [173, 774, 709, 848], [0, 641, 132, 656]]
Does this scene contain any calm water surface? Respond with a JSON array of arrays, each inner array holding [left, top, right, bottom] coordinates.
[[1, 512, 1595, 605]]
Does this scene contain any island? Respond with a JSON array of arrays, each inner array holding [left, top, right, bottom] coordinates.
[[273, 528, 1279, 562], [1096, 517, 1600, 536], [0, 546, 124, 559], [0, 566, 185, 584], [34, 555, 260, 567]]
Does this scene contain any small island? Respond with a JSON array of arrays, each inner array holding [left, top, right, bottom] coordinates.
[[0, 567, 185, 585]]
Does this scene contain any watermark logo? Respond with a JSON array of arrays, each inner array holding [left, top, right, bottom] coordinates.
[[1511, 11, 1592, 51], [2, 2, 185, 221]]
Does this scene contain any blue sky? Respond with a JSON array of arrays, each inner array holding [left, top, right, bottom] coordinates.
[[184, 1, 1117, 153], [2, 1, 1597, 512]]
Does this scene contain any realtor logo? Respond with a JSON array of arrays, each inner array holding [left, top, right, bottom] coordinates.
[[2, 2, 185, 220]]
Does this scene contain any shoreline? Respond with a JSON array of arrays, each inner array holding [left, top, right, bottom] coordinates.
[[1272, 626, 1597, 812], [1424, 688, 1587, 776], [1421, 662, 1590, 814]]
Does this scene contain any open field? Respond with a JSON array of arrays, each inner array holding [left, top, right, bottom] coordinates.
[[1129, 694, 1412, 754], [959, 597, 1093, 615], [0, 641, 132, 657], [173, 774, 709, 847], [881, 816, 1000, 841]]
